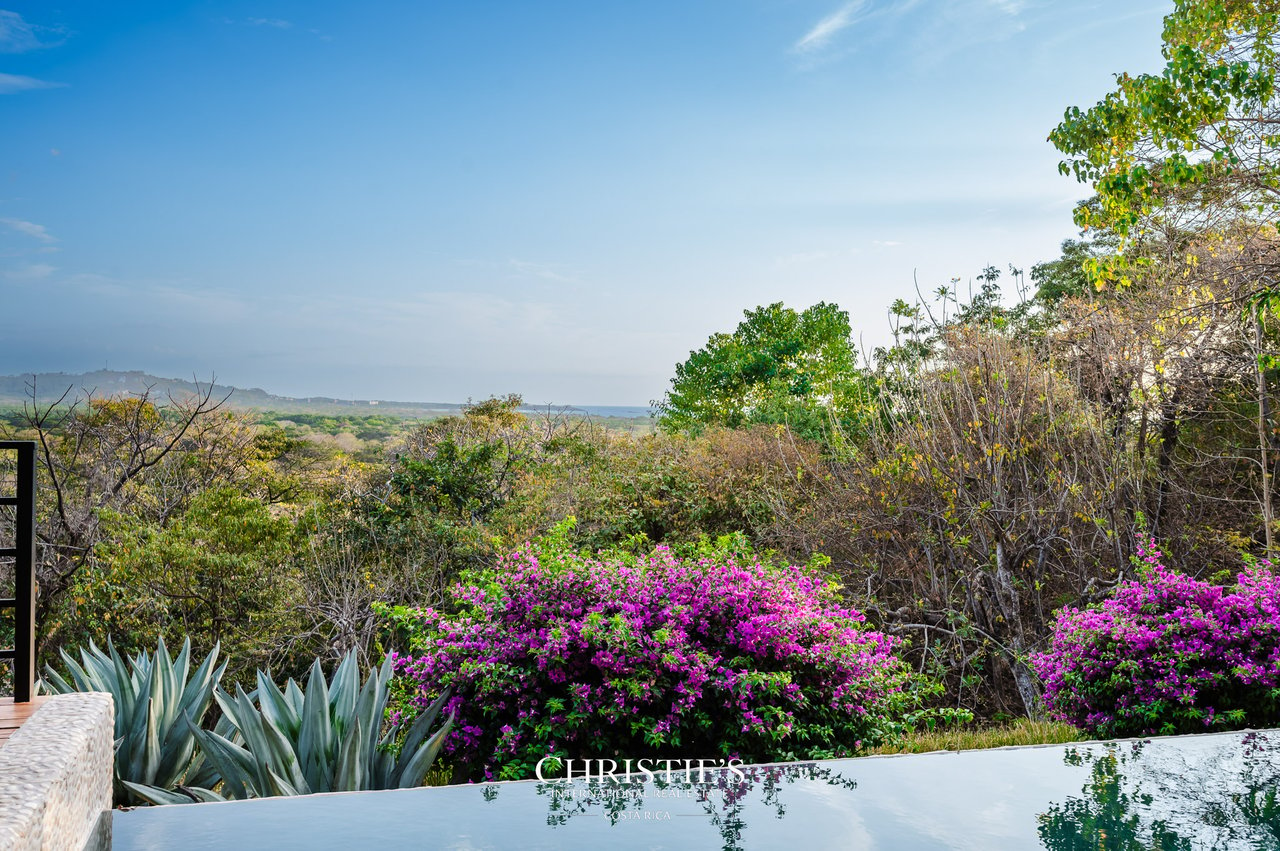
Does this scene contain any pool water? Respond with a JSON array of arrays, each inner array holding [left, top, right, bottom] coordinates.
[[112, 729, 1280, 850]]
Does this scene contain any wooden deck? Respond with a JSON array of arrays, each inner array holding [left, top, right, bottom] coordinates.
[[0, 696, 50, 749]]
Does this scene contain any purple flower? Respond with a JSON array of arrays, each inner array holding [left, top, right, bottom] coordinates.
[[390, 542, 935, 781], [1034, 535, 1280, 737]]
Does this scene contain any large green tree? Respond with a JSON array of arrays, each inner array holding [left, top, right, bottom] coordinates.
[[1050, 0, 1280, 288], [1051, 1, 1280, 555], [86, 487, 297, 678], [654, 301, 866, 441]]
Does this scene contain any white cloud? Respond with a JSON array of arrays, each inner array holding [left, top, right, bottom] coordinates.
[[0, 10, 62, 54], [36, 270, 251, 321], [792, 0, 1037, 68], [62, 272, 127, 298], [987, 0, 1026, 13], [364, 291, 560, 336], [906, 0, 1032, 66], [247, 18, 293, 29], [0, 218, 56, 243], [1035, 5, 1166, 53], [148, 284, 251, 321], [2, 263, 56, 281], [508, 259, 580, 284], [0, 73, 64, 94], [794, 1, 867, 53]]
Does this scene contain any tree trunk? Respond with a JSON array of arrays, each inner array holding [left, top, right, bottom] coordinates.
[[993, 539, 1040, 718], [1151, 390, 1181, 539], [1256, 312, 1275, 559], [1007, 648, 1041, 720]]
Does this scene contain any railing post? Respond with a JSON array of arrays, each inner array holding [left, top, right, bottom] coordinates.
[[0, 441, 36, 703], [13, 442, 34, 703]]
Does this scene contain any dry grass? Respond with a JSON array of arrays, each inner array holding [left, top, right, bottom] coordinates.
[[425, 720, 1085, 786], [867, 719, 1085, 756]]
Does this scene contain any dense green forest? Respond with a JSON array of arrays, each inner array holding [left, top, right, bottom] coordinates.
[[6, 0, 1280, 784], [3, 235, 1277, 724]]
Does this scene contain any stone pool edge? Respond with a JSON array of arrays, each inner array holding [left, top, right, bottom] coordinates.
[[0, 692, 114, 851]]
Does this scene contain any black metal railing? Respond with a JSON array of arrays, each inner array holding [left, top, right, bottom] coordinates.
[[0, 441, 35, 703]]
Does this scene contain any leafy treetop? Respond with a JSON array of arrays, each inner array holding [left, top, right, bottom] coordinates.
[[654, 301, 866, 442], [1051, 0, 1280, 288]]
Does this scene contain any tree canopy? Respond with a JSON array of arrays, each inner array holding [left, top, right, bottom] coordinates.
[[1051, 0, 1280, 289], [653, 301, 866, 440]]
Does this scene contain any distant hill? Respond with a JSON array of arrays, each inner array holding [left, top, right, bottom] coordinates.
[[0, 370, 652, 421]]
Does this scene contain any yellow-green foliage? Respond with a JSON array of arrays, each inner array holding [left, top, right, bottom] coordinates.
[[866, 719, 1084, 756]]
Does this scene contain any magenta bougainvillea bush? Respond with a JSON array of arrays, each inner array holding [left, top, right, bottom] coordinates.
[[386, 530, 954, 781], [1034, 535, 1280, 738]]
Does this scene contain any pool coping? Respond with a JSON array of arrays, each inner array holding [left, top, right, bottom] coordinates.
[[0, 692, 114, 851]]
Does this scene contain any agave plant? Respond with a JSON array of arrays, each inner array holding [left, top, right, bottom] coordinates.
[[126, 651, 452, 804], [41, 637, 226, 805]]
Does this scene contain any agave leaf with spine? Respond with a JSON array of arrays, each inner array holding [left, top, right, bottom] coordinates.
[[41, 637, 226, 806], [173, 651, 453, 800], [121, 780, 228, 805]]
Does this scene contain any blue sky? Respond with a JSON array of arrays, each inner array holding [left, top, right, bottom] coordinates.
[[0, 1, 1168, 405]]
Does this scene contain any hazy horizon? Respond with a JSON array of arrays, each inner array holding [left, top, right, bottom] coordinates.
[[0, 367, 657, 410], [1, 2, 1168, 405]]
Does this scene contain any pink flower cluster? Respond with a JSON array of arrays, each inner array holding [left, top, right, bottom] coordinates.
[[1033, 535, 1280, 737], [391, 544, 926, 781]]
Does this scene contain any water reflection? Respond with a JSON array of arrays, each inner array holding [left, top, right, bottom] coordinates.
[[109, 728, 1280, 850], [1038, 732, 1280, 851], [1037, 745, 1192, 851], [483, 762, 857, 851], [483, 734, 1280, 850]]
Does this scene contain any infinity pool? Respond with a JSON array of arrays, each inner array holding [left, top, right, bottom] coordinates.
[[112, 728, 1280, 850]]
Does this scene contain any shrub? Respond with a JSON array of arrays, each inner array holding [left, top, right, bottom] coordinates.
[[388, 524, 958, 782], [41, 637, 226, 806], [128, 651, 453, 803], [45, 638, 453, 805], [1033, 536, 1280, 737], [534, 426, 821, 556]]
